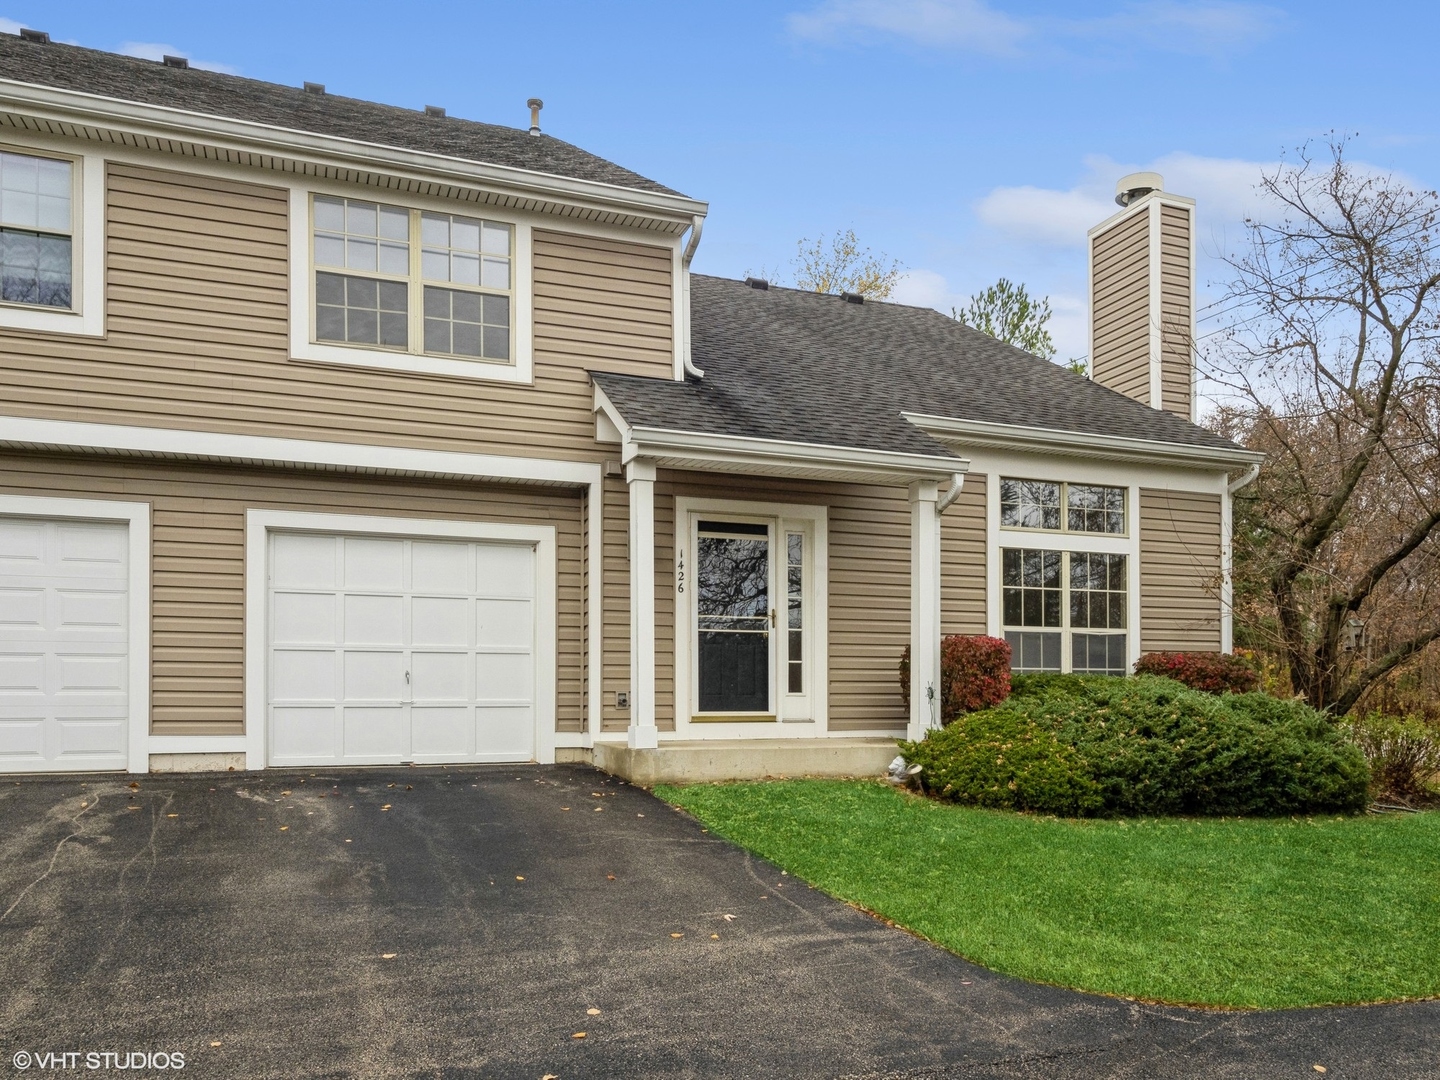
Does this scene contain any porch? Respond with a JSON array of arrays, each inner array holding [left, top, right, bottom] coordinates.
[[582, 737, 901, 786]]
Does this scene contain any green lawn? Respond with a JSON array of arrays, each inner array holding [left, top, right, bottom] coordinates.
[[656, 779, 1440, 1009]]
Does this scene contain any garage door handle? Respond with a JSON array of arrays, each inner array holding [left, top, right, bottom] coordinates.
[[405, 671, 411, 684]]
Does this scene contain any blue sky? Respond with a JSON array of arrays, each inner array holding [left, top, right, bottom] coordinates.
[[9, 1, 1438, 359]]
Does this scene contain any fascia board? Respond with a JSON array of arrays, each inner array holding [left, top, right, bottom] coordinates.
[[624, 424, 969, 480], [591, 384, 633, 445], [902, 412, 1264, 469], [0, 79, 708, 226]]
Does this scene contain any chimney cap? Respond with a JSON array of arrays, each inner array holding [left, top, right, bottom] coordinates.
[[1115, 171, 1164, 207], [18, 28, 49, 43], [162, 55, 189, 69]]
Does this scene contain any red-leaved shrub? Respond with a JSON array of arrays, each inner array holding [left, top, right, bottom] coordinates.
[[1133, 651, 1258, 695], [900, 635, 1012, 723]]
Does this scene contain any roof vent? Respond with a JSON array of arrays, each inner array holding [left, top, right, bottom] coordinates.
[[527, 97, 543, 136], [841, 291, 865, 305], [162, 55, 189, 69], [744, 276, 769, 290], [303, 81, 326, 95], [1114, 171, 1164, 207], [18, 28, 49, 43], [424, 104, 446, 118]]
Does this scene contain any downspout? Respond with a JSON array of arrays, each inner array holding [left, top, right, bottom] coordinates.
[[1227, 462, 1260, 495], [680, 214, 705, 379], [935, 472, 965, 515]]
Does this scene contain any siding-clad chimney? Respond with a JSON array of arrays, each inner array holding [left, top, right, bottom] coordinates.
[[1087, 173, 1196, 422]]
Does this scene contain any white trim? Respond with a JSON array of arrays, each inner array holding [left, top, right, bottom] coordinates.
[[244, 509, 559, 769], [146, 736, 248, 755], [1147, 200, 1164, 411], [671, 495, 829, 740], [903, 412, 1264, 468], [0, 79, 708, 228], [908, 481, 942, 741], [288, 187, 535, 384], [0, 494, 150, 773], [0, 140, 104, 337], [625, 459, 658, 748]]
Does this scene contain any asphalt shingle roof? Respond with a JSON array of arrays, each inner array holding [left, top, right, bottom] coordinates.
[[592, 275, 1247, 460], [0, 34, 682, 197]]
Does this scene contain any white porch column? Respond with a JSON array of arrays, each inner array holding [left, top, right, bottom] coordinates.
[[626, 458, 659, 749], [908, 480, 942, 741]]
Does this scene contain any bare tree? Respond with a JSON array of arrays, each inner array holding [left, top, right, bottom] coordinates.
[[1208, 139, 1440, 713]]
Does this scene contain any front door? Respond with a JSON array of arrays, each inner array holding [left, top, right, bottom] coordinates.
[[695, 520, 772, 714]]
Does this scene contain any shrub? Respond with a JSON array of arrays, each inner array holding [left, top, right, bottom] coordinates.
[[1346, 713, 1440, 801], [900, 674, 1369, 817], [899, 635, 1011, 723], [1134, 651, 1259, 695]]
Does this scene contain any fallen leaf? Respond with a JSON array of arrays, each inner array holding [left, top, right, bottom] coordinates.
[[516, 876, 525, 881], [1314, 1069, 1327, 1075], [209, 1041, 221, 1048], [961, 980, 972, 986], [606, 874, 616, 880], [637, 813, 645, 817], [722, 914, 736, 921], [80, 802, 88, 808], [593, 807, 603, 812], [572, 1032, 586, 1039], [381, 953, 397, 959], [587, 1008, 600, 1015], [710, 934, 720, 939], [670, 932, 683, 938], [127, 781, 140, 791], [381, 804, 392, 810], [345, 839, 352, 843], [388, 783, 395, 789], [167, 813, 178, 818], [543, 1075, 559, 1080], [281, 790, 291, 796], [561, 807, 571, 811], [279, 826, 289, 832], [406, 785, 413, 790]]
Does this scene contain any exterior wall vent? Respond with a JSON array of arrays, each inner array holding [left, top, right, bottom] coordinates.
[[744, 277, 769, 290], [303, 82, 326, 95], [162, 55, 189, 69], [424, 105, 446, 117], [1087, 174, 1198, 422], [18, 28, 49, 43]]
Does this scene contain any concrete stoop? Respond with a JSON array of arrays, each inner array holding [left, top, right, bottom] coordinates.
[[590, 738, 900, 786]]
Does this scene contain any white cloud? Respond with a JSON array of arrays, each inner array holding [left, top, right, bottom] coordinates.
[[890, 267, 961, 311], [0, 17, 21, 36], [891, 268, 1091, 361], [787, 0, 1280, 57], [119, 41, 237, 74]]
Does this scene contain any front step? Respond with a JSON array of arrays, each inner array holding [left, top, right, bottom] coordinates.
[[591, 738, 900, 786]]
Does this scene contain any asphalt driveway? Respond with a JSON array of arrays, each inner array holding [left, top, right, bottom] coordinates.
[[0, 765, 1435, 1079]]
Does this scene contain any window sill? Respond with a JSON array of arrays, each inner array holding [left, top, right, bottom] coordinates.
[[0, 300, 102, 338], [690, 714, 777, 724], [291, 338, 533, 384]]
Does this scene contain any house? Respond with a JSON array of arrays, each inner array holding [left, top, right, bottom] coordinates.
[[0, 33, 1262, 780]]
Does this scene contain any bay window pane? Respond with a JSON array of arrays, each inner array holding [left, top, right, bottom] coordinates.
[[346, 200, 377, 236], [481, 223, 510, 255], [313, 196, 345, 232], [452, 252, 480, 286], [378, 241, 409, 276], [316, 270, 407, 348], [314, 234, 345, 267], [378, 205, 409, 240], [421, 249, 449, 281], [421, 213, 448, 246], [346, 238, 377, 271], [1067, 484, 1126, 533], [481, 256, 509, 290], [451, 217, 481, 250]]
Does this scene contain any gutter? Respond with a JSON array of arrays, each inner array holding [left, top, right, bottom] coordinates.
[[679, 215, 705, 379]]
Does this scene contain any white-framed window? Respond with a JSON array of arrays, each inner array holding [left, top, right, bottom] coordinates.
[[673, 497, 828, 731], [0, 142, 104, 337], [1002, 547, 1128, 675], [289, 188, 533, 383], [1000, 477, 1127, 535]]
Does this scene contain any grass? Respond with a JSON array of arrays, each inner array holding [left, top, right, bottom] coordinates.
[[655, 779, 1440, 1009]]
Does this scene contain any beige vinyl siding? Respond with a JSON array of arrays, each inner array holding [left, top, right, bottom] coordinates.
[[0, 163, 674, 462], [1159, 203, 1193, 420], [600, 473, 632, 733], [941, 473, 987, 635], [1090, 209, 1151, 405], [1139, 487, 1223, 652], [0, 453, 586, 736]]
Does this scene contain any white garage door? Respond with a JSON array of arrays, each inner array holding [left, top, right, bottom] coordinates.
[[268, 531, 539, 766], [0, 518, 129, 772]]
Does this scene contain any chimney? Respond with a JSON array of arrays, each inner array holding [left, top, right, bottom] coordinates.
[[1087, 172, 1196, 422], [527, 98, 543, 136]]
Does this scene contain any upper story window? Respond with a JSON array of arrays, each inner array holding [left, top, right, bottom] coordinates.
[[1000, 478, 1126, 534], [311, 195, 514, 364], [0, 151, 73, 310]]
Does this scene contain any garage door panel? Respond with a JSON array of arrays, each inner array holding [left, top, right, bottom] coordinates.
[[479, 546, 535, 598], [0, 518, 129, 772], [269, 531, 543, 766], [411, 541, 469, 592], [475, 652, 533, 701], [410, 706, 472, 758], [343, 706, 405, 758], [343, 649, 404, 700], [412, 596, 468, 646], [343, 537, 404, 591], [476, 599, 532, 648], [272, 592, 335, 644], [271, 533, 336, 588], [344, 594, 404, 644], [271, 706, 337, 760], [273, 649, 336, 700]]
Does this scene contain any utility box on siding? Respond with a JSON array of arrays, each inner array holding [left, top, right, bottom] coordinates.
[[1087, 173, 1196, 422]]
